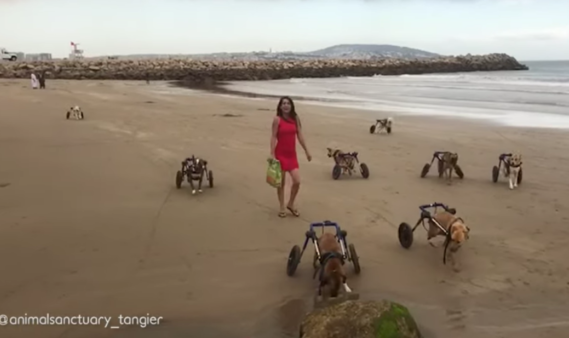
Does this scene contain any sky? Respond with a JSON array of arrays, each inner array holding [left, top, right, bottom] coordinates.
[[0, 0, 568, 61]]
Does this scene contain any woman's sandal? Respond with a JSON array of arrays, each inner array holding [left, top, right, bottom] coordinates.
[[287, 206, 300, 217], [278, 211, 287, 218]]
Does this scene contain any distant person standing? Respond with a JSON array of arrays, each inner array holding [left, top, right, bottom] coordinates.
[[30, 73, 39, 89], [38, 71, 46, 89], [270, 96, 312, 218]]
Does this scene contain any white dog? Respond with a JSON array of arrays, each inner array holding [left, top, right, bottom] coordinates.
[[370, 117, 393, 134], [66, 106, 85, 120], [505, 153, 522, 190]]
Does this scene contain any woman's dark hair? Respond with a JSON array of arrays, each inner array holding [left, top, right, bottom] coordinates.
[[276, 96, 300, 126]]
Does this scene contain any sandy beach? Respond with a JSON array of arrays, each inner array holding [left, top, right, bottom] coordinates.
[[1, 79, 569, 338]]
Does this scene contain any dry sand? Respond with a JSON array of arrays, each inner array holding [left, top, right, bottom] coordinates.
[[1, 79, 569, 338]]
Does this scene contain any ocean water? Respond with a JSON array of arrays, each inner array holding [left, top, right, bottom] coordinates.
[[222, 60, 569, 129]]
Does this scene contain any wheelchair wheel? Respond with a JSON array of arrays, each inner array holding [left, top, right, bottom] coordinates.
[[175, 171, 183, 189], [398, 222, 414, 249], [359, 163, 370, 179], [455, 164, 464, 179], [421, 163, 430, 178], [208, 170, 214, 188], [332, 165, 342, 180], [287, 245, 301, 277], [492, 165, 499, 183], [348, 243, 361, 274]]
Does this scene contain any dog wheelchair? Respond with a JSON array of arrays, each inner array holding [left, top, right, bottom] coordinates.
[[286, 220, 361, 277], [369, 118, 392, 134], [66, 107, 85, 120], [492, 153, 523, 184], [175, 155, 214, 193], [330, 152, 370, 180], [398, 202, 459, 264], [420, 151, 464, 179]]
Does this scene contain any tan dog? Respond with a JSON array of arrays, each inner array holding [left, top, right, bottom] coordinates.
[[439, 152, 459, 184], [506, 153, 522, 190], [427, 210, 470, 269], [327, 148, 356, 172], [312, 232, 352, 299]]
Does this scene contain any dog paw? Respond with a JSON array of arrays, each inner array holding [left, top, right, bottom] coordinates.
[[192, 190, 196, 195], [198, 189, 203, 193]]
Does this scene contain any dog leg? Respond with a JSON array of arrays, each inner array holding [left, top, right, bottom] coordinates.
[[509, 175, 514, 190], [513, 170, 518, 188], [445, 167, 451, 185], [197, 172, 204, 193], [447, 251, 461, 272], [188, 176, 196, 194]]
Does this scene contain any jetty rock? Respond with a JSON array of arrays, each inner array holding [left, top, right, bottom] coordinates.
[[300, 299, 422, 338], [0, 53, 527, 82]]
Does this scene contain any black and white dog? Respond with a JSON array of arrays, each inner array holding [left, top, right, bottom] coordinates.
[[369, 117, 393, 134], [183, 156, 206, 194], [66, 106, 85, 120]]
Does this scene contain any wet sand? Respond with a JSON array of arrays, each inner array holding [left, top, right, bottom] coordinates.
[[1, 79, 569, 338]]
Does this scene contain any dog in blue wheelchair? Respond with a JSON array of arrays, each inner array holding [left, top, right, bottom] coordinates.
[[286, 221, 361, 300], [175, 155, 214, 194], [398, 203, 470, 270], [492, 153, 523, 190]]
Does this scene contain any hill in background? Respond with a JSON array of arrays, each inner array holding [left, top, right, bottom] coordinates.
[[92, 44, 440, 60], [308, 44, 439, 59]]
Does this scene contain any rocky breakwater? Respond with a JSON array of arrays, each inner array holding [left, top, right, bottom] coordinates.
[[0, 53, 528, 82]]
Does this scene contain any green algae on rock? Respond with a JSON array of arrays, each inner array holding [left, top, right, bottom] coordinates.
[[300, 300, 421, 338]]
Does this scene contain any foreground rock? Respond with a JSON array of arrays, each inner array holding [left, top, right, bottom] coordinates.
[[0, 54, 527, 82], [300, 300, 422, 338]]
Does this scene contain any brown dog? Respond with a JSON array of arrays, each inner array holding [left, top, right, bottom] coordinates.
[[427, 210, 470, 269], [312, 232, 352, 299], [327, 147, 356, 174], [439, 152, 459, 184]]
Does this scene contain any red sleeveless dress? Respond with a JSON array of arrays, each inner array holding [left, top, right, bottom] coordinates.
[[275, 117, 299, 171]]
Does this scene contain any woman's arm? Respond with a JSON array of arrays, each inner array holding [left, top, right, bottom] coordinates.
[[270, 116, 279, 157], [296, 121, 310, 155]]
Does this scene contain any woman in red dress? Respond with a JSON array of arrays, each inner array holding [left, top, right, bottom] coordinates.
[[270, 96, 312, 217]]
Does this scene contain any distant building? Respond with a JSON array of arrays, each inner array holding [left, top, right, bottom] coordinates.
[[25, 53, 52, 61]]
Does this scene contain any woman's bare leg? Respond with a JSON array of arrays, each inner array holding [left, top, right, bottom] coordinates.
[[287, 169, 301, 211], [277, 173, 287, 214]]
